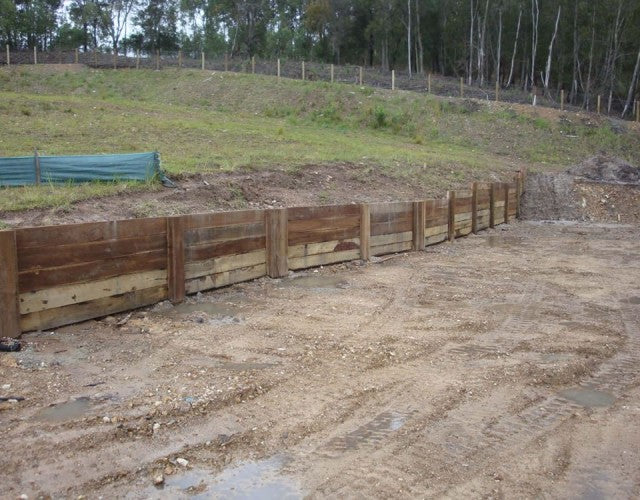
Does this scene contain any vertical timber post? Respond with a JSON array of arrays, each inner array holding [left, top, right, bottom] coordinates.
[[515, 173, 522, 219], [34, 149, 41, 185], [427, 73, 431, 93], [74, 48, 78, 64], [266, 208, 288, 278], [489, 183, 496, 228], [331, 63, 334, 83], [597, 95, 601, 114], [392, 70, 395, 90], [413, 201, 426, 251], [471, 182, 479, 234], [6, 44, 9, 67], [359, 66, 363, 85], [178, 50, 182, 68], [33, 46, 37, 64], [560, 89, 565, 111], [251, 56, 255, 74], [277, 58, 281, 82], [167, 216, 185, 304], [302, 60, 305, 81], [201, 51, 205, 70], [0, 230, 20, 338], [448, 190, 456, 242], [136, 49, 140, 69], [360, 203, 371, 261], [504, 183, 510, 223], [224, 52, 228, 71], [460, 77, 464, 97]]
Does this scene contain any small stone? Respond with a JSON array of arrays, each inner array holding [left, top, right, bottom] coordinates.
[[176, 457, 189, 467], [19, 495, 28, 500], [103, 316, 116, 325], [163, 465, 174, 475], [153, 422, 161, 433], [103, 416, 111, 423], [153, 474, 164, 485], [1, 384, 10, 390]]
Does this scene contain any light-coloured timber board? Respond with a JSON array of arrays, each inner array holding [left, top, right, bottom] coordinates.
[[185, 264, 267, 294], [425, 233, 448, 246], [185, 236, 265, 263], [19, 270, 168, 314], [288, 238, 360, 259], [288, 204, 360, 220], [185, 222, 265, 247], [370, 202, 414, 216], [371, 240, 413, 256], [371, 231, 413, 247], [454, 212, 472, 223], [289, 249, 361, 270], [425, 224, 449, 237], [371, 220, 413, 237], [20, 285, 168, 332], [185, 250, 266, 280], [288, 215, 360, 234]]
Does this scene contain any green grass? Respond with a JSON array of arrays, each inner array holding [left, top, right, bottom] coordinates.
[[0, 66, 638, 212]]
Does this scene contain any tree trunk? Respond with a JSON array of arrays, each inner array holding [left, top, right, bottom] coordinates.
[[506, 9, 522, 88], [479, 0, 490, 87], [543, 5, 561, 94], [583, 8, 595, 110], [607, 1, 624, 114], [496, 7, 502, 87], [570, 0, 579, 104], [622, 45, 640, 117], [530, 0, 539, 90], [415, 0, 424, 74], [468, 0, 474, 85], [407, 0, 412, 77]]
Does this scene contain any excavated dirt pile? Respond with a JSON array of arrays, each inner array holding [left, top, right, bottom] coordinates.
[[521, 155, 640, 223]]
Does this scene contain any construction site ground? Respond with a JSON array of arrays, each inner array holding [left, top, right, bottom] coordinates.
[[1, 220, 639, 498]]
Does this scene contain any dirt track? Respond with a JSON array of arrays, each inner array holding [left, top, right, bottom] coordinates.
[[1, 220, 639, 498]]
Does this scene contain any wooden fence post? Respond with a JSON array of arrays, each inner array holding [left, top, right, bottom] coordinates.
[[251, 56, 255, 74], [360, 203, 371, 261], [5, 44, 9, 67], [516, 173, 523, 219], [427, 73, 431, 93], [74, 48, 78, 64], [277, 58, 281, 82], [460, 77, 464, 97], [560, 89, 565, 111], [167, 216, 185, 304], [447, 190, 456, 242], [34, 149, 41, 185], [136, 50, 140, 69], [413, 201, 426, 251], [201, 51, 205, 70], [495, 81, 499, 102], [504, 183, 510, 223], [0, 230, 21, 338], [331, 63, 334, 83], [266, 208, 288, 278], [33, 46, 37, 64], [489, 183, 496, 228], [302, 60, 305, 81], [597, 95, 601, 114], [359, 66, 363, 85], [392, 70, 395, 90], [224, 52, 228, 71], [471, 182, 479, 234]]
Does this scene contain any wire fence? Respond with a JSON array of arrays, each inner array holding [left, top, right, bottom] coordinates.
[[2, 47, 638, 121]]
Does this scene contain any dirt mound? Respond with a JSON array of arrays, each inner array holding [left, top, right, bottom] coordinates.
[[568, 154, 640, 185], [522, 155, 640, 223]]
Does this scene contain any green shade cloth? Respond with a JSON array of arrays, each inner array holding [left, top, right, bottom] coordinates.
[[0, 152, 166, 186]]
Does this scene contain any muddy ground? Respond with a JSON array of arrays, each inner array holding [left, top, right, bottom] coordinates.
[[1, 220, 639, 498]]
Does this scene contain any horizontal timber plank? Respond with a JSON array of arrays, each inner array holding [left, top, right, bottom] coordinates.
[[20, 270, 167, 314], [288, 214, 359, 235], [183, 210, 264, 230], [16, 217, 166, 249], [425, 224, 448, 237], [371, 231, 413, 247], [185, 250, 266, 280], [20, 285, 167, 332], [18, 234, 167, 271], [289, 249, 361, 270], [288, 204, 360, 221], [288, 238, 360, 259], [288, 226, 360, 247], [425, 233, 448, 246], [185, 264, 266, 294], [185, 222, 264, 247], [372, 240, 412, 256], [371, 219, 413, 237], [454, 212, 472, 223], [369, 201, 414, 216], [19, 250, 167, 294], [186, 236, 265, 262]]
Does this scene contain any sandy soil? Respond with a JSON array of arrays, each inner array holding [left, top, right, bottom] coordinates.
[[1, 220, 639, 499]]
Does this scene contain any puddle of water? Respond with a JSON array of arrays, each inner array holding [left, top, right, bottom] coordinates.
[[34, 396, 92, 422], [282, 275, 348, 290], [620, 296, 640, 305], [559, 388, 616, 408]]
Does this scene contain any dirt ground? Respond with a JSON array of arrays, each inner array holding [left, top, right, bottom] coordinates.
[[1, 220, 639, 498]]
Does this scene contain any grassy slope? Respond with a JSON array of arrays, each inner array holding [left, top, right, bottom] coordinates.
[[0, 65, 638, 212]]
